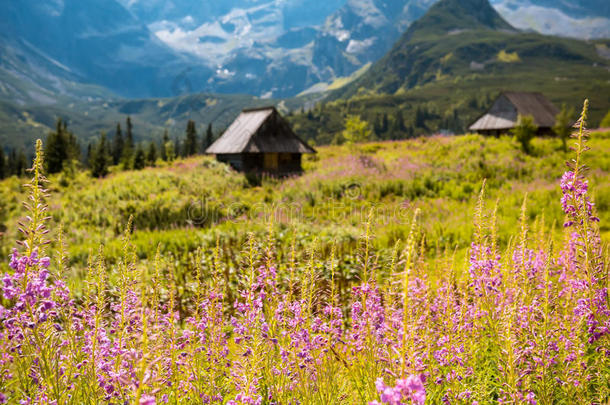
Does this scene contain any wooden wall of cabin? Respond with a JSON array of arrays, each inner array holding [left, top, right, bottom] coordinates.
[[256, 153, 302, 173], [478, 127, 556, 137], [216, 154, 244, 171], [216, 153, 302, 173]]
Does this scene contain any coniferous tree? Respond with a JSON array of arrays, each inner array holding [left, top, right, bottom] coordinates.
[[133, 145, 146, 170], [184, 120, 198, 156], [391, 111, 406, 138], [121, 117, 134, 168], [15, 150, 28, 176], [91, 133, 111, 178], [45, 118, 68, 174], [204, 123, 213, 151], [342, 115, 372, 145], [112, 123, 124, 165], [175, 138, 183, 158], [86, 143, 93, 167], [407, 126, 415, 139], [66, 131, 80, 162], [415, 107, 426, 129], [147, 142, 157, 166], [374, 114, 382, 135], [45, 119, 81, 174], [165, 140, 176, 162], [160, 130, 169, 161], [0, 146, 5, 179], [512, 115, 538, 155], [126, 117, 134, 149], [7, 149, 16, 176], [601, 110, 610, 128]]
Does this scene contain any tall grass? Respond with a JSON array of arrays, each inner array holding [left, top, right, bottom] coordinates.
[[0, 101, 608, 404]]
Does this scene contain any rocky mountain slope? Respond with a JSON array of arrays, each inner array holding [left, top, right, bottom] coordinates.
[[0, 0, 211, 99]]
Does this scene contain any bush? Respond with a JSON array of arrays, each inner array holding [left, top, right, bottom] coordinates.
[[512, 114, 538, 154]]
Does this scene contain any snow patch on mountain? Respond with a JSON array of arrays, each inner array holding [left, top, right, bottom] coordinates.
[[153, 2, 285, 65], [347, 38, 376, 53]]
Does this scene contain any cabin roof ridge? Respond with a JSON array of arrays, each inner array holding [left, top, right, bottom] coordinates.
[[205, 107, 316, 155]]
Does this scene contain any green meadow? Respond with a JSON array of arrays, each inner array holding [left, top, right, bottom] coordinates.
[[2, 131, 608, 292]]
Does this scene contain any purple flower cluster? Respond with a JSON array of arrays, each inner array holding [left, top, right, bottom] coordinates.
[[349, 283, 387, 353], [1, 249, 62, 343], [560, 171, 599, 227], [468, 243, 502, 298], [371, 375, 426, 405]]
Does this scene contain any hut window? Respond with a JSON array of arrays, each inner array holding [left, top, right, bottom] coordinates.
[[264, 153, 279, 170]]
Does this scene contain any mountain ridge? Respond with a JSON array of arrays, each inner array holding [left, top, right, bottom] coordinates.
[[413, 0, 515, 34]]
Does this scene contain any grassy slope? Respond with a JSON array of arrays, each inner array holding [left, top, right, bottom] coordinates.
[[1, 132, 608, 287], [349, 33, 610, 97]]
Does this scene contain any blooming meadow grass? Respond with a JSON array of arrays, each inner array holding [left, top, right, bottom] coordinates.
[[2, 121, 610, 280], [0, 101, 609, 404]]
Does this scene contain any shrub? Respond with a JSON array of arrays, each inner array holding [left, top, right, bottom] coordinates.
[[512, 114, 538, 154]]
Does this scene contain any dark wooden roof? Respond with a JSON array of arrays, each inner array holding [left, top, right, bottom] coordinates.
[[206, 107, 316, 154], [469, 92, 560, 131]]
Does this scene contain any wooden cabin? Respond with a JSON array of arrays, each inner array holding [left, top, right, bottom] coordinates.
[[469, 92, 560, 136], [205, 107, 316, 174]]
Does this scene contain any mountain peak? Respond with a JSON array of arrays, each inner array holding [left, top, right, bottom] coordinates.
[[407, 0, 515, 39], [438, 0, 514, 28]]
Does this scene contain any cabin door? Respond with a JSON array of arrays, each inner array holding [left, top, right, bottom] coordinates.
[[264, 153, 279, 171]]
